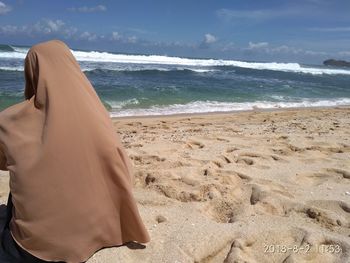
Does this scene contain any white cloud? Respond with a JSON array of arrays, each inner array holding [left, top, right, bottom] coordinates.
[[0, 1, 11, 15], [127, 36, 137, 43], [0, 19, 78, 39], [79, 31, 97, 41], [242, 42, 330, 58], [303, 50, 327, 56], [0, 19, 141, 45], [204, 33, 217, 44], [33, 19, 79, 39], [68, 5, 106, 13], [34, 19, 65, 34], [246, 42, 300, 54], [198, 33, 217, 48], [248, 41, 269, 49], [111, 31, 121, 41], [270, 45, 290, 53], [0, 25, 18, 34], [220, 42, 236, 52], [110, 32, 138, 43], [266, 46, 327, 56]]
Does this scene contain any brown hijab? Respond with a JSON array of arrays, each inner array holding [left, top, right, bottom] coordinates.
[[0, 40, 150, 262]]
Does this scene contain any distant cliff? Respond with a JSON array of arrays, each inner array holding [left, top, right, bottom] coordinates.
[[323, 59, 350, 68]]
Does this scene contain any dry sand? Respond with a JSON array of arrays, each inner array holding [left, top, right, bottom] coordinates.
[[1, 106, 350, 262]]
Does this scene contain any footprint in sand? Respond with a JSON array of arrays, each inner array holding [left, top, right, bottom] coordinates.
[[236, 156, 255, 166], [213, 169, 252, 186], [133, 170, 158, 187], [226, 146, 239, 153], [200, 199, 242, 223], [235, 155, 270, 168], [215, 137, 231, 142], [247, 187, 296, 217], [271, 147, 293, 156], [128, 143, 143, 148], [234, 152, 282, 167], [296, 206, 343, 230], [125, 121, 142, 126], [250, 185, 262, 205], [218, 155, 233, 165], [287, 143, 305, 153], [185, 139, 205, 149], [130, 154, 166, 165], [296, 168, 350, 186], [305, 145, 348, 154], [325, 168, 350, 179], [197, 172, 252, 223], [270, 154, 288, 163], [278, 135, 289, 140], [304, 200, 350, 230]]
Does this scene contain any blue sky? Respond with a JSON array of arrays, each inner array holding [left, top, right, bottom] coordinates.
[[0, 0, 349, 63]]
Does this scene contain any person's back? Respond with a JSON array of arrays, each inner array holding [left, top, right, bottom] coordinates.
[[0, 40, 150, 262]]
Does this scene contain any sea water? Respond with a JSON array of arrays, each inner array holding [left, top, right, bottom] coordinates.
[[1, 44, 350, 117]]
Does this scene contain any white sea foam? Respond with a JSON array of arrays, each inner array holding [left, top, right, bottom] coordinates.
[[109, 98, 350, 117], [105, 98, 140, 109], [269, 95, 288, 100], [0, 66, 24, 71], [72, 51, 350, 75], [10, 46, 29, 53], [0, 51, 25, 59], [0, 64, 216, 73], [0, 66, 95, 72], [1, 46, 350, 75]]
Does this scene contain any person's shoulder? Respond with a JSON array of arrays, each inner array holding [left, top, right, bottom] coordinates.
[[0, 100, 30, 121]]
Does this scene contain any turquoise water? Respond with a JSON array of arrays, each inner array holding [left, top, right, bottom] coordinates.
[[1, 44, 350, 116]]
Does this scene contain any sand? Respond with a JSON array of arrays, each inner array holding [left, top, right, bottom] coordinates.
[[1, 106, 350, 262]]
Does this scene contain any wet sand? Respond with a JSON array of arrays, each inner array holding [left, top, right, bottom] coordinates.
[[1, 106, 350, 262]]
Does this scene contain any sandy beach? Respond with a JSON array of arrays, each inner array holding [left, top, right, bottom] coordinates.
[[1, 106, 350, 262]]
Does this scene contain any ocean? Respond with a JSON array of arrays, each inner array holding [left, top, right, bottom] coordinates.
[[1, 44, 350, 117]]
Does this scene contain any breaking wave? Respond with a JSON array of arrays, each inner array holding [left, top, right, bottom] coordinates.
[[109, 98, 350, 117], [1, 45, 350, 75]]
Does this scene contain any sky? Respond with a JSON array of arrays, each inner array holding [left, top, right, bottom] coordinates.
[[0, 0, 350, 64]]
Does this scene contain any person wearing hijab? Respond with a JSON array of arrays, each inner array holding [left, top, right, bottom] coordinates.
[[0, 40, 150, 262]]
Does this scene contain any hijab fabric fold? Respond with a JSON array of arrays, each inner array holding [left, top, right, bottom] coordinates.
[[0, 40, 150, 262]]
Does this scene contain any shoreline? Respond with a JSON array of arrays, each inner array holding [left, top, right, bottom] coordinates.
[[111, 104, 350, 120]]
